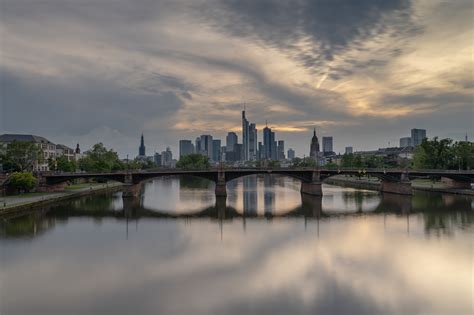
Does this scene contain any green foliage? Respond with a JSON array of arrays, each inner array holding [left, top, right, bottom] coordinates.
[[176, 154, 210, 169], [267, 160, 281, 168], [9, 172, 37, 192], [452, 141, 474, 170], [0, 141, 43, 172], [48, 155, 77, 172], [78, 143, 124, 172], [413, 137, 473, 170], [290, 157, 316, 168]]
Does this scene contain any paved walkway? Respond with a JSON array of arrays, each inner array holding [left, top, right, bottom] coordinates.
[[0, 183, 123, 210]]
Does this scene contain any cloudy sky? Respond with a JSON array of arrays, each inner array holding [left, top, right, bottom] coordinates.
[[0, 0, 472, 157]]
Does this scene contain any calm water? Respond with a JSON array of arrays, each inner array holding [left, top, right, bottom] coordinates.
[[1, 175, 473, 315]]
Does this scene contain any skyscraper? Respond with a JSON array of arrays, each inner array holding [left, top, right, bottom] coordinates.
[[242, 110, 249, 161], [226, 132, 238, 152], [322, 136, 333, 154], [195, 137, 201, 154], [179, 140, 194, 158], [200, 135, 213, 160], [310, 129, 320, 159], [277, 140, 285, 160], [263, 126, 272, 160], [139, 133, 146, 156], [345, 146, 353, 154], [411, 128, 427, 146], [249, 123, 258, 160], [212, 139, 221, 162]]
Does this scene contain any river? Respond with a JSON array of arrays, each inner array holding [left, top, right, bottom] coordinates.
[[1, 175, 473, 315]]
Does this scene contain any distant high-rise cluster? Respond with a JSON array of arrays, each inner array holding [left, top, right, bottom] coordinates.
[[399, 128, 427, 148]]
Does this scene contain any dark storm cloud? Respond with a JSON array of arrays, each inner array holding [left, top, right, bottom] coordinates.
[[0, 67, 184, 136], [202, 0, 416, 75]]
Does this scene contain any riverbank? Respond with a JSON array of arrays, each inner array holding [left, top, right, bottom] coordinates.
[[325, 175, 474, 196], [0, 183, 123, 216]]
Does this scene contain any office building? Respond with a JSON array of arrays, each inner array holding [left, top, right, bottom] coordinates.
[[195, 137, 201, 154], [411, 129, 427, 146], [161, 147, 173, 167], [212, 139, 221, 162], [322, 136, 333, 154], [200, 135, 213, 159], [179, 140, 194, 159], [345, 146, 353, 154], [154, 152, 162, 167], [287, 148, 295, 160], [399, 137, 411, 147], [277, 140, 285, 160], [249, 123, 258, 160], [242, 110, 249, 160], [226, 132, 238, 152]]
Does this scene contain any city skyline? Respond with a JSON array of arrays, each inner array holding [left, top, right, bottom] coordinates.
[[1, 0, 472, 158]]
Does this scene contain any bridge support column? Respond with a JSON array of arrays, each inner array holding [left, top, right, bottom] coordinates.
[[122, 183, 143, 198], [381, 174, 412, 195], [441, 177, 471, 189], [301, 194, 322, 217], [215, 170, 227, 197], [301, 170, 322, 196], [300, 182, 322, 196]]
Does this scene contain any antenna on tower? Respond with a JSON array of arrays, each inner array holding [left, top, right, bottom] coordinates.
[[265, 120, 268, 127]]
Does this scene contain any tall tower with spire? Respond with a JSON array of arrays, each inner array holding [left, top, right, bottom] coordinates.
[[139, 133, 146, 156], [310, 128, 320, 159]]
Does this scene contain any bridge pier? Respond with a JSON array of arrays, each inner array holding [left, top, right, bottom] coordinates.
[[215, 170, 227, 197], [300, 182, 322, 196], [381, 173, 412, 195], [122, 183, 143, 198], [300, 194, 322, 217]]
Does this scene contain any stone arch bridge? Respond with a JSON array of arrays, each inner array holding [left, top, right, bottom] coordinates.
[[38, 168, 473, 198]]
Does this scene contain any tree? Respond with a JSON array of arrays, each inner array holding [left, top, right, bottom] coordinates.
[[452, 141, 474, 170], [78, 143, 123, 172], [290, 157, 316, 168], [48, 155, 77, 172], [9, 172, 37, 192], [176, 154, 210, 169], [0, 141, 43, 172], [413, 146, 427, 169]]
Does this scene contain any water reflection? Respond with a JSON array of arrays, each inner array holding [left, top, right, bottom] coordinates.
[[1, 177, 473, 315]]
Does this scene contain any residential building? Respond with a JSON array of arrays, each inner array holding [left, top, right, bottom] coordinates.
[[0, 134, 56, 171], [56, 144, 75, 161]]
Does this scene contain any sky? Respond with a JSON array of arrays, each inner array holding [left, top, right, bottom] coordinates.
[[0, 0, 473, 158]]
